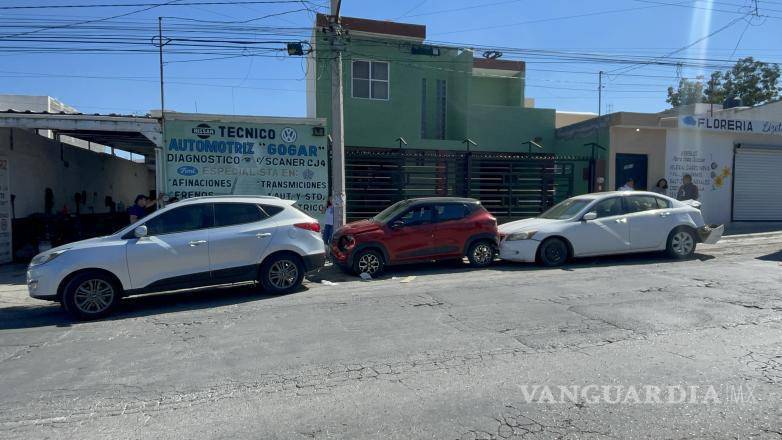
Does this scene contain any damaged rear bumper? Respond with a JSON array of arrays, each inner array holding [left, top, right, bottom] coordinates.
[[697, 224, 724, 245]]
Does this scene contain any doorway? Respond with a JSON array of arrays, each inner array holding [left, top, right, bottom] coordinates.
[[615, 153, 648, 190]]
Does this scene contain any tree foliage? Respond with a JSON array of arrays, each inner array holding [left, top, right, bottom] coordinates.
[[666, 57, 781, 108], [666, 78, 705, 107]]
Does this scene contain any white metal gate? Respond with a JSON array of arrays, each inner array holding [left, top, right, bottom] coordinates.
[[733, 144, 782, 221]]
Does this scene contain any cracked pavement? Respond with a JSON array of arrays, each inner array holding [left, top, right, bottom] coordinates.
[[0, 232, 781, 439]]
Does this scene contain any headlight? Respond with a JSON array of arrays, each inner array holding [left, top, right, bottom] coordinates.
[[505, 230, 537, 241], [338, 235, 356, 251], [29, 250, 67, 267]]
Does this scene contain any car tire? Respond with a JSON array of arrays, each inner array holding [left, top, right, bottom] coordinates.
[[61, 271, 121, 320], [352, 249, 384, 277], [537, 237, 569, 267], [466, 240, 495, 267], [260, 253, 305, 294], [666, 227, 697, 259]]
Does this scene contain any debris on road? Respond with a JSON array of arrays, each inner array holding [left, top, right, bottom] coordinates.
[[359, 272, 372, 281], [320, 280, 339, 286]]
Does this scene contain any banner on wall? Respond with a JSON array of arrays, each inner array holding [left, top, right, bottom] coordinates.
[[664, 130, 733, 225], [0, 156, 12, 264], [162, 116, 329, 220]]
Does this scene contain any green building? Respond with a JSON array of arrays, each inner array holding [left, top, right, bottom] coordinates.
[[306, 14, 591, 219], [307, 14, 556, 152]]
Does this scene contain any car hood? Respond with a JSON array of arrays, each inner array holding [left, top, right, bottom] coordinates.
[[499, 217, 562, 233], [46, 236, 111, 254], [337, 219, 382, 235]]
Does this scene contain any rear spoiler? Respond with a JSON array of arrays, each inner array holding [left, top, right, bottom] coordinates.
[[680, 199, 702, 209]]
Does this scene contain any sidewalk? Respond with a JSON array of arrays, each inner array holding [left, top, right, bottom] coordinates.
[[725, 221, 782, 236]]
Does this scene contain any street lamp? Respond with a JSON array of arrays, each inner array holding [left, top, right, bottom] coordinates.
[[461, 138, 477, 153], [522, 137, 544, 156]]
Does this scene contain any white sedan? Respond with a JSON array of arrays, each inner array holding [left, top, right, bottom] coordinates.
[[498, 191, 723, 266]]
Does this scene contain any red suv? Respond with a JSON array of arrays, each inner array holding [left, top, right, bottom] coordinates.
[[331, 197, 498, 276]]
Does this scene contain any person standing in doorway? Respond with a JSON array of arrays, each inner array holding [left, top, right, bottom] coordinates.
[[128, 194, 148, 224], [321, 196, 334, 247], [677, 174, 699, 201], [618, 178, 635, 191], [652, 178, 668, 195]]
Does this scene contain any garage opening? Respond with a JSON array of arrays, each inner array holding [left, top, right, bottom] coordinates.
[[733, 144, 782, 221]]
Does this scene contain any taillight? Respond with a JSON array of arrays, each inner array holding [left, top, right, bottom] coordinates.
[[294, 222, 321, 233]]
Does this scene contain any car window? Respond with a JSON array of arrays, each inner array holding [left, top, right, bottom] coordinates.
[[398, 205, 434, 226], [655, 197, 672, 209], [590, 197, 625, 219], [214, 203, 265, 227], [539, 198, 591, 220], [435, 203, 467, 222], [625, 195, 661, 214], [144, 204, 213, 235]]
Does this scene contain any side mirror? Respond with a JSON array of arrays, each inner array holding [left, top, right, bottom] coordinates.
[[134, 225, 148, 238], [390, 220, 405, 229], [582, 212, 598, 221]]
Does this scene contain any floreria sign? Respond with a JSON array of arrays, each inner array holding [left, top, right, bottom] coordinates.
[[680, 115, 782, 136]]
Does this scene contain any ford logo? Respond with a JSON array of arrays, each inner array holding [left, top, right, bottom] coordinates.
[[177, 165, 199, 176]]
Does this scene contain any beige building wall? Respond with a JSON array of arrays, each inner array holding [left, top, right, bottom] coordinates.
[[608, 126, 667, 190], [556, 111, 597, 128]]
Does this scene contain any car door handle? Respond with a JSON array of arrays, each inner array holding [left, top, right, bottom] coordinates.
[[659, 212, 670, 217], [256, 233, 272, 238], [615, 218, 627, 223], [188, 240, 207, 247]]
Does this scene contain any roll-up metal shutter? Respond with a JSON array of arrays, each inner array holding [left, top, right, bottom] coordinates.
[[733, 144, 782, 221]]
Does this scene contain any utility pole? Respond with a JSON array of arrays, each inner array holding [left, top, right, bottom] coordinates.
[[597, 71, 603, 119], [158, 17, 165, 118], [157, 16, 166, 208], [329, 0, 347, 228]]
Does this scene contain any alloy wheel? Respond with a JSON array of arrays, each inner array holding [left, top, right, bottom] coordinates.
[[671, 231, 694, 256], [268, 259, 299, 289], [472, 243, 493, 265], [73, 279, 115, 314], [357, 253, 381, 274], [544, 241, 566, 264]]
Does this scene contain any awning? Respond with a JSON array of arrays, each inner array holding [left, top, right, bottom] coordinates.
[[0, 110, 162, 156]]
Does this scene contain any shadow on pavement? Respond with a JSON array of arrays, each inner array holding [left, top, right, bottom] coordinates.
[[0, 285, 303, 331], [756, 250, 782, 262], [309, 251, 716, 283], [0, 251, 717, 330]]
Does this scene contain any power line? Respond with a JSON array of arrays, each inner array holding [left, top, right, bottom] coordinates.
[[0, 1, 318, 10], [0, 0, 183, 39]]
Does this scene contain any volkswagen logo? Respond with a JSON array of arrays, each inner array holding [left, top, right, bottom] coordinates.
[[280, 127, 297, 143]]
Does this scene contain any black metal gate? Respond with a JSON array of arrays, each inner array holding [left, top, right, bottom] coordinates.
[[344, 147, 590, 222]]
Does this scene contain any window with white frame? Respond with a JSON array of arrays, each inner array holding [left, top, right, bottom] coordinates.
[[352, 60, 389, 100]]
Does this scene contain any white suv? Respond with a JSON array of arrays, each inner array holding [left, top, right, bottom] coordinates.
[[27, 196, 326, 319]]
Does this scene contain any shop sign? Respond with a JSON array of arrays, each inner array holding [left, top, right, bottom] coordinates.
[[163, 118, 328, 220], [679, 115, 782, 136]]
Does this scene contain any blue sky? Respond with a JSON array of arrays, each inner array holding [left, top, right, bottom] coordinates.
[[1, 0, 780, 116]]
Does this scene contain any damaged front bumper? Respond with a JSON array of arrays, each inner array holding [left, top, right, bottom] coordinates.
[[697, 224, 724, 245]]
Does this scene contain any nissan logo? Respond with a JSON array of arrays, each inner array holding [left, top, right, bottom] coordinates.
[[192, 123, 215, 139]]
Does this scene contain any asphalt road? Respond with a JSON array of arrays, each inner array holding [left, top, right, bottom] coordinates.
[[1, 233, 781, 439]]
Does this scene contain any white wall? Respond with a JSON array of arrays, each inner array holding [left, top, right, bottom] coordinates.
[[665, 128, 782, 225], [0, 128, 154, 218]]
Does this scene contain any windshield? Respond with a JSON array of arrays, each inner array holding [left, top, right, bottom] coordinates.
[[539, 198, 591, 220], [373, 200, 413, 223]]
